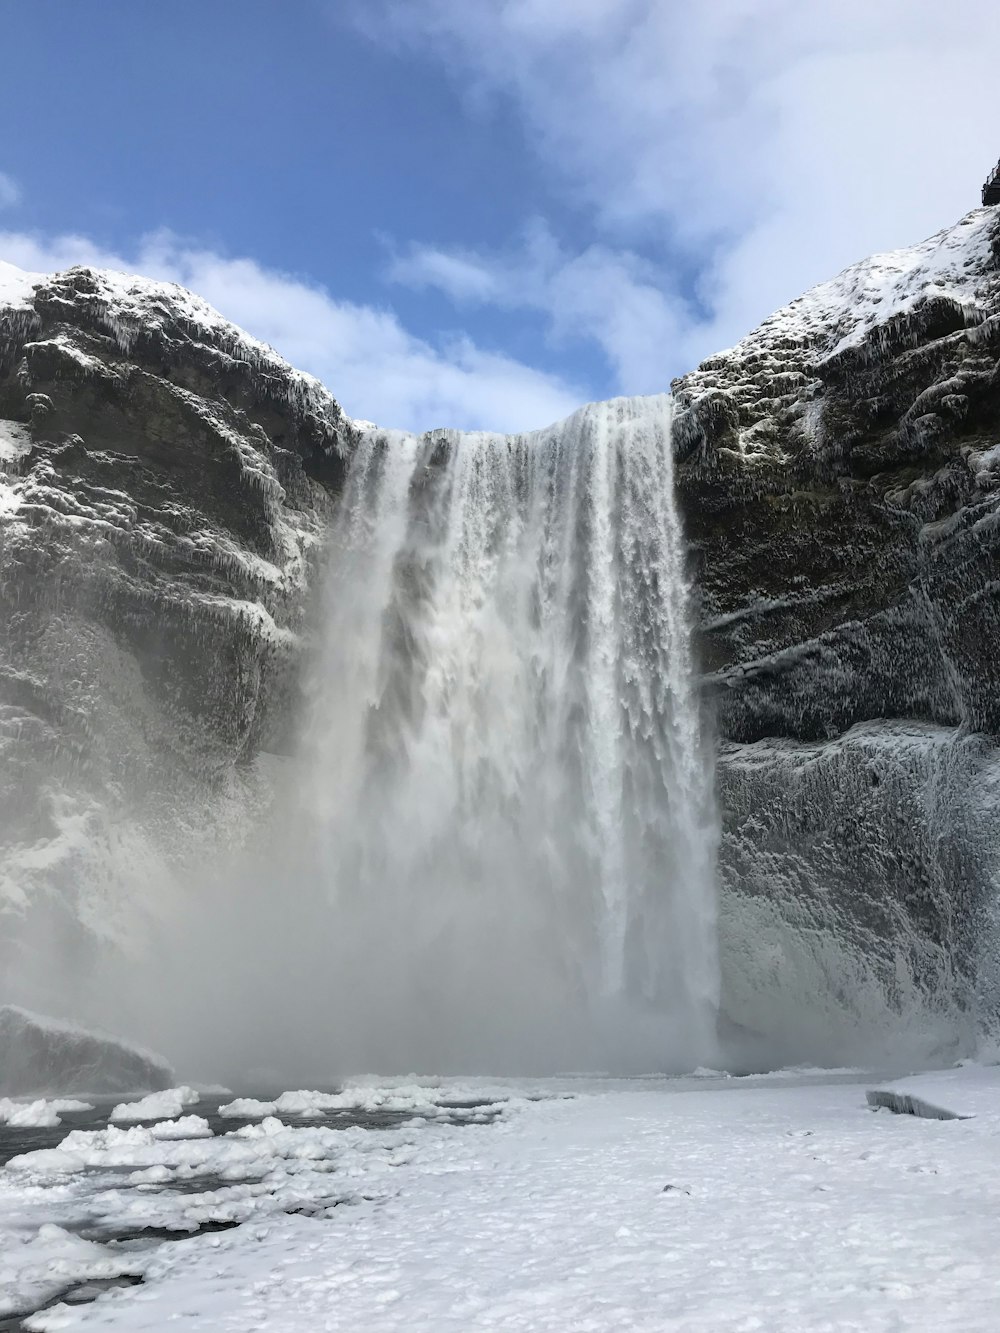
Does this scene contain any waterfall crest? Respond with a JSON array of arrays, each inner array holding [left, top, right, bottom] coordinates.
[[298, 395, 720, 1074]]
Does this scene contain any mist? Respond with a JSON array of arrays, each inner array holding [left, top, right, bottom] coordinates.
[[46, 395, 720, 1085]]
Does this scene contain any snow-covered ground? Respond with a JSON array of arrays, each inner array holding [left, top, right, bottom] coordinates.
[[1, 1068, 999, 1331]]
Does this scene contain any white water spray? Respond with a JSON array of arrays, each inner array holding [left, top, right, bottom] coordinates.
[[296, 395, 719, 1073]]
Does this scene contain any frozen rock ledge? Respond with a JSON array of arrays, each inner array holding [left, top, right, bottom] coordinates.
[[0, 1006, 174, 1096]]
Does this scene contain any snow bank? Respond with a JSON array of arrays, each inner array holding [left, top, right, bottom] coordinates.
[[0, 1007, 174, 1097], [867, 1063, 1000, 1121], [0, 1223, 143, 1321], [109, 1086, 200, 1122]]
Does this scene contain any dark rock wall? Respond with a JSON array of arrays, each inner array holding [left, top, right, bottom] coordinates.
[[672, 209, 1000, 1057]]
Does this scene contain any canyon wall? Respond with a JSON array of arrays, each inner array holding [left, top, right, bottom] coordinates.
[[2, 208, 999, 1063]]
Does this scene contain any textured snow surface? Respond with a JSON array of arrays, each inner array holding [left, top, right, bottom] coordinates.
[[2, 1071, 999, 1330]]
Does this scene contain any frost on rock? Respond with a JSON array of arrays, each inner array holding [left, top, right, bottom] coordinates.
[[2, 208, 1000, 1071], [0, 1006, 173, 1096], [673, 207, 1000, 1060]]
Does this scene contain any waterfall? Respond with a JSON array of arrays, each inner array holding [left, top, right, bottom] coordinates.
[[298, 394, 719, 1074]]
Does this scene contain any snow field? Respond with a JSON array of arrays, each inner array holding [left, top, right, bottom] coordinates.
[[1, 1070, 998, 1330]]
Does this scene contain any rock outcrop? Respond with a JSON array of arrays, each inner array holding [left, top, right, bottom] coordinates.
[[672, 208, 1000, 1060], [0, 1004, 173, 1095]]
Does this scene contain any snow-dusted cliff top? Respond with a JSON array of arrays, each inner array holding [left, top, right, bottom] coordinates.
[[0, 259, 354, 441], [673, 208, 1000, 468], [750, 208, 996, 362], [5, 208, 999, 452]]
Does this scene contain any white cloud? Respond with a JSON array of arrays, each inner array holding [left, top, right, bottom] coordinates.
[[0, 173, 21, 210], [0, 229, 582, 433], [361, 0, 1000, 376], [388, 223, 686, 394]]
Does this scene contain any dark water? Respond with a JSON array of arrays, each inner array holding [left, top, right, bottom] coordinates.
[[0, 1092, 470, 1166]]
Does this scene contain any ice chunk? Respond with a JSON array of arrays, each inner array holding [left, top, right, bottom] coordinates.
[[148, 1114, 213, 1140], [0, 1006, 174, 1096], [0, 1097, 92, 1127], [110, 1086, 201, 1122]]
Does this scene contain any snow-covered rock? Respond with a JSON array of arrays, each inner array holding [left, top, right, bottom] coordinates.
[[0, 1006, 173, 1096]]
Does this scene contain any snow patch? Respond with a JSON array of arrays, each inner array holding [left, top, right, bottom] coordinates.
[[0, 259, 41, 311]]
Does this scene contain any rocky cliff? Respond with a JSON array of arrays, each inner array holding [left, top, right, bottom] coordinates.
[[2, 208, 999, 1064], [672, 208, 1000, 1060], [0, 262, 357, 998]]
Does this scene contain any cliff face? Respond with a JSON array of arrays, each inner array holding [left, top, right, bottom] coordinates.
[[0, 263, 355, 975], [2, 208, 999, 1063], [672, 209, 1000, 1059]]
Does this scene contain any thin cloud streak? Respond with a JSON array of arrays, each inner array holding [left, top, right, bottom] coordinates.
[[0, 173, 21, 211]]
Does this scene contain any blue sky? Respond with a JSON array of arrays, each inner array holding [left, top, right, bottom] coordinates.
[[2, 1, 999, 431]]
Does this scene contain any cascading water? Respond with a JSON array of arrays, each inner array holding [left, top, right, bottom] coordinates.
[[295, 394, 720, 1074]]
